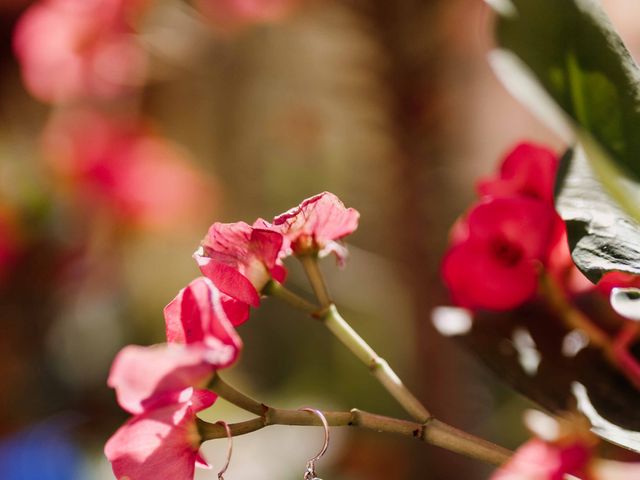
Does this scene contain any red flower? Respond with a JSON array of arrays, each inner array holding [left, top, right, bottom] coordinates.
[[477, 143, 559, 204], [13, 0, 148, 103], [105, 344, 225, 480], [442, 197, 557, 310], [164, 277, 247, 364], [195, 222, 286, 307], [272, 192, 360, 264], [43, 110, 211, 229]]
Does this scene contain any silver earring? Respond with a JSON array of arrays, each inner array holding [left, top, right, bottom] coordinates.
[[298, 408, 330, 480], [215, 421, 233, 480]]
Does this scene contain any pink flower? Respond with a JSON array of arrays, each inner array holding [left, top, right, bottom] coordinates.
[[105, 342, 239, 480], [42, 110, 211, 230], [195, 0, 299, 30], [477, 143, 559, 204], [492, 438, 591, 480], [272, 192, 360, 263], [491, 411, 640, 480], [164, 277, 247, 360], [105, 391, 215, 480], [13, 0, 148, 103], [442, 197, 557, 310], [195, 221, 286, 307]]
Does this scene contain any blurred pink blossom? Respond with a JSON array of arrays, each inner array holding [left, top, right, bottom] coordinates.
[[13, 0, 149, 103], [42, 110, 212, 230]]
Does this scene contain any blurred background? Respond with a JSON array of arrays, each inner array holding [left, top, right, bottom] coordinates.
[[1, 0, 639, 479]]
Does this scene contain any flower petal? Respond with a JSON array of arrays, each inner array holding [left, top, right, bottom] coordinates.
[[105, 402, 202, 480], [442, 241, 538, 311], [107, 344, 214, 415]]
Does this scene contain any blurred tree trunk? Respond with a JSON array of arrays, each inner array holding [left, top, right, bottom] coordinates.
[[345, 0, 490, 478]]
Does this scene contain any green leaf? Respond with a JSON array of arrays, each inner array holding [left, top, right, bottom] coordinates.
[[490, 0, 640, 279], [556, 146, 640, 282], [491, 0, 640, 181]]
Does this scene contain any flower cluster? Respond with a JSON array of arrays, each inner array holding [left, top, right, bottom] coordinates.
[[105, 192, 359, 479], [442, 143, 563, 310], [194, 192, 359, 307]]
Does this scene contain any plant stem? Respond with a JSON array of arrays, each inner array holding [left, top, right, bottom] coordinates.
[[540, 273, 611, 352], [322, 304, 431, 423], [202, 376, 511, 466], [540, 272, 640, 389], [299, 254, 332, 306], [263, 280, 320, 315], [296, 254, 431, 422]]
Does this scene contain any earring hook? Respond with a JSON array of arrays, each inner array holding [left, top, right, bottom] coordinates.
[[215, 421, 233, 480], [298, 408, 329, 479]]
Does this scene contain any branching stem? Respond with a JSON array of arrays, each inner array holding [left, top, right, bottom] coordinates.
[[202, 375, 511, 467]]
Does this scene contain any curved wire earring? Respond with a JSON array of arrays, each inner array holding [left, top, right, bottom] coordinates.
[[215, 421, 233, 480], [298, 408, 330, 480]]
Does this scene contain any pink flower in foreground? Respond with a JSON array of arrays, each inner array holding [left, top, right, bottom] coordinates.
[[105, 340, 241, 480], [477, 143, 560, 204], [13, 0, 148, 103], [195, 0, 299, 30], [492, 411, 640, 480], [43, 110, 211, 230], [272, 192, 360, 264], [106, 399, 213, 480], [164, 277, 248, 358], [442, 197, 557, 310], [195, 222, 286, 307]]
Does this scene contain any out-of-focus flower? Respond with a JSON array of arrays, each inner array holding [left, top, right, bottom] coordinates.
[[195, 0, 300, 30], [477, 143, 559, 204], [164, 277, 247, 359], [105, 339, 242, 480], [13, 0, 148, 103], [42, 110, 211, 230], [272, 191, 360, 264], [596, 271, 640, 296], [491, 410, 640, 480], [195, 222, 286, 307], [442, 197, 557, 310]]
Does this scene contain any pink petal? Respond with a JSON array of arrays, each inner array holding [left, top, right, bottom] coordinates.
[[196, 254, 261, 307], [105, 403, 203, 480], [592, 459, 640, 480], [491, 439, 590, 480], [250, 228, 284, 268], [272, 192, 359, 260], [164, 277, 248, 343], [107, 344, 214, 415]]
